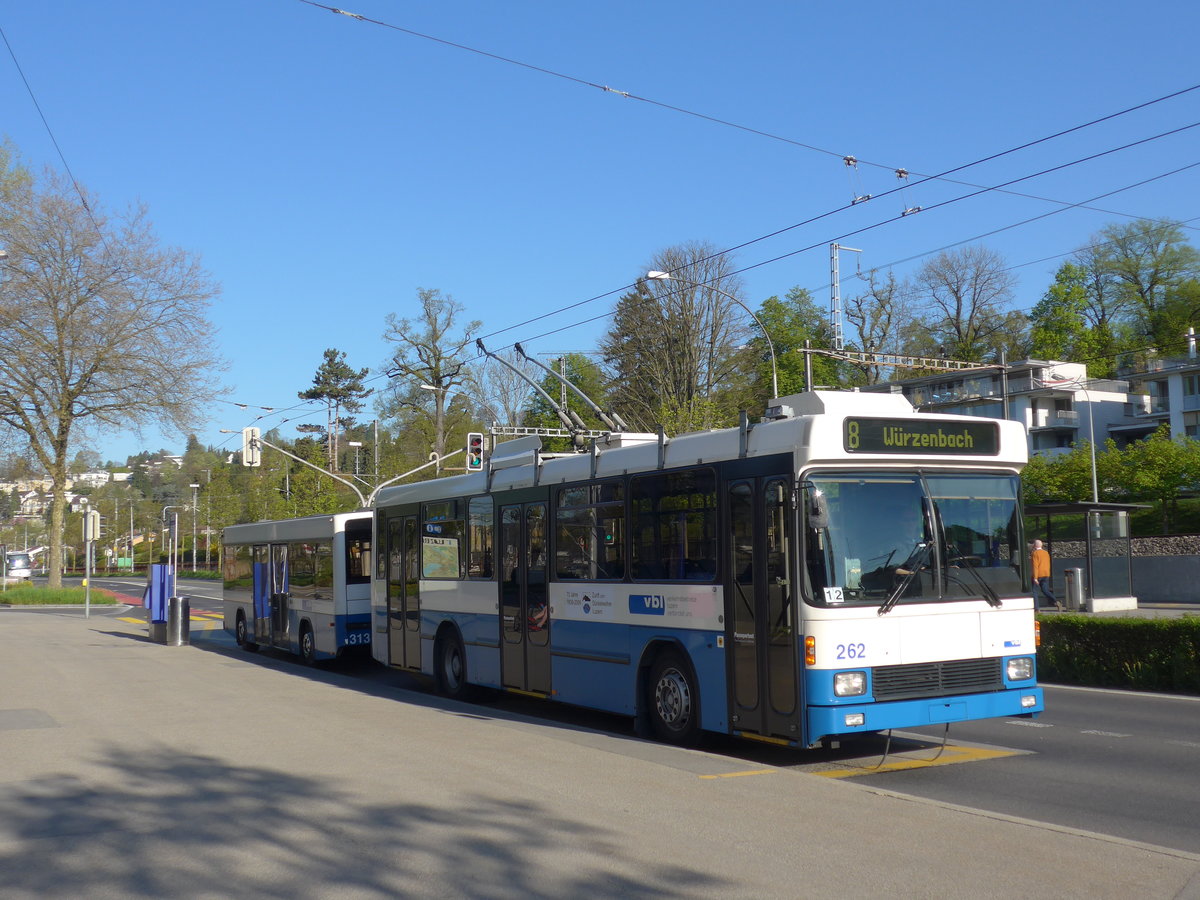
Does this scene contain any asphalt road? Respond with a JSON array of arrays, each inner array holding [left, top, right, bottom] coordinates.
[[2, 609, 1198, 898], [21, 575, 1200, 858]]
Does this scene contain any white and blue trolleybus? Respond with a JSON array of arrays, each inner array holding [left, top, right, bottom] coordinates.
[[223, 512, 373, 664], [371, 390, 1043, 746]]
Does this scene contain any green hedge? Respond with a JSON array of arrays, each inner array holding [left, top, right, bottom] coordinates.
[[1038, 615, 1200, 693]]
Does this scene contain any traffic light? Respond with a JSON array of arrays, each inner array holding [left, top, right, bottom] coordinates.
[[466, 432, 485, 471], [242, 427, 261, 467]]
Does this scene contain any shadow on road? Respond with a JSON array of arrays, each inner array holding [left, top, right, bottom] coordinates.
[[0, 746, 730, 897]]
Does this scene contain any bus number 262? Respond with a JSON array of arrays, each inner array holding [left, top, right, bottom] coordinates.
[[836, 643, 866, 660]]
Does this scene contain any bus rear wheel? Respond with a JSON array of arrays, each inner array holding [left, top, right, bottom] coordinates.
[[648, 649, 699, 745], [435, 630, 469, 700], [235, 612, 258, 652], [298, 622, 317, 666]]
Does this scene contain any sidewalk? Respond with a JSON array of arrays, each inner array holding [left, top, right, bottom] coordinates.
[[1, 610, 1198, 899]]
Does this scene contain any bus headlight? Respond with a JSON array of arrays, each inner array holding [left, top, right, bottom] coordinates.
[[834, 671, 867, 696], [1007, 657, 1034, 682]]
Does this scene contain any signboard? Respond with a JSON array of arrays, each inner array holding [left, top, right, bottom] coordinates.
[[844, 417, 999, 455]]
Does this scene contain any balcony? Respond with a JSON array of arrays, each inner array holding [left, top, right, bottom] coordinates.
[[1029, 409, 1080, 430]]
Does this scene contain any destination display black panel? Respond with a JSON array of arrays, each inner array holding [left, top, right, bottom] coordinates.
[[843, 417, 1000, 455]]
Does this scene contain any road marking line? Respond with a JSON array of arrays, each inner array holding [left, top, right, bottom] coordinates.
[[699, 768, 777, 780], [1081, 730, 1131, 738], [815, 745, 1018, 779]]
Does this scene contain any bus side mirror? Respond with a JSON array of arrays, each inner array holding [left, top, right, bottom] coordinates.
[[807, 490, 829, 530]]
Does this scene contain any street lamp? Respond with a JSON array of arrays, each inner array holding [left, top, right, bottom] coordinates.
[[189, 484, 200, 572], [645, 271, 779, 399]]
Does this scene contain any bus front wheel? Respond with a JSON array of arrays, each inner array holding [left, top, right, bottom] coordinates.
[[648, 649, 699, 745]]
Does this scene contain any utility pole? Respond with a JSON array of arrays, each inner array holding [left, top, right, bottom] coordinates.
[[829, 243, 863, 351], [189, 483, 200, 573]]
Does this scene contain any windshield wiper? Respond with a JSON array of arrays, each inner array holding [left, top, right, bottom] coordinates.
[[878, 542, 931, 616], [945, 553, 1002, 607]]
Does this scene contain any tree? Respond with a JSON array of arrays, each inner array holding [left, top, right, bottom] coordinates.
[[379, 288, 481, 464], [601, 242, 748, 434], [472, 348, 533, 429], [912, 246, 1020, 361], [522, 352, 609, 450], [1114, 425, 1200, 534], [1029, 262, 1091, 361], [297, 348, 372, 471], [844, 270, 917, 384], [1095, 220, 1200, 348], [756, 287, 845, 396], [0, 163, 223, 587]]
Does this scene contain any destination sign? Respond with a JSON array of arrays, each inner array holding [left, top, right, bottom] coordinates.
[[844, 417, 999, 455]]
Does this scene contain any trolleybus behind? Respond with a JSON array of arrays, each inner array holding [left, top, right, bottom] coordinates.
[[223, 512, 372, 664]]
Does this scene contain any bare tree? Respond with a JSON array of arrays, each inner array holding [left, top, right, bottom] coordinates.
[[912, 246, 1017, 361], [844, 270, 917, 383], [379, 288, 481, 462], [601, 242, 748, 433], [0, 167, 223, 587], [471, 348, 532, 428]]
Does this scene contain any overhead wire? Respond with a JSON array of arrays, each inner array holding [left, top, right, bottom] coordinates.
[[217, 5, 1200, 433], [0, 22, 112, 252], [492, 121, 1200, 350], [294, 1, 1200, 227]]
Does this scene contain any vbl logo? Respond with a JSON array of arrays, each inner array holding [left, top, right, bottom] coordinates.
[[629, 594, 666, 615]]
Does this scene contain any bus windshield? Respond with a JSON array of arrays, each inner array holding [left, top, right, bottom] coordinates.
[[804, 470, 1025, 608]]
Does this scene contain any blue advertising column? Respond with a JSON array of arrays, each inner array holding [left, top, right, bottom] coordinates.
[[144, 564, 172, 642]]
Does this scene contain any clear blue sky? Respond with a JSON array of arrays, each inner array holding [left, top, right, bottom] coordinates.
[[3, 0, 1198, 464]]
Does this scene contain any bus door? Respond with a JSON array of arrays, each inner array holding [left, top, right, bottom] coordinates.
[[269, 543, 291, 649], [499, 502, 551, 694], [727, 477, 801, 741], [387, 516, 421, 669], [252, 544, 271, 644]]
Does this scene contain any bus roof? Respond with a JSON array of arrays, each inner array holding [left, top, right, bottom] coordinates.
[[223, 510, 372, 544], [375, 390, 1027, 509]]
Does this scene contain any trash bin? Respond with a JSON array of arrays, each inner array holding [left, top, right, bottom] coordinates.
[[165, 596, 190, 646], [1064, 567, 1085, 612]]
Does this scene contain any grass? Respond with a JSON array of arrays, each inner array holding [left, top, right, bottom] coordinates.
[[0, 583, 120, 606]]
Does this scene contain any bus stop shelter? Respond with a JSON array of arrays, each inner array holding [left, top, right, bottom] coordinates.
[[1024, 501, 1147, 612]]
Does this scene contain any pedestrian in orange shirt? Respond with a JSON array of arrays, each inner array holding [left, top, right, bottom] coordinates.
[[1031, 539, 1055, 610]]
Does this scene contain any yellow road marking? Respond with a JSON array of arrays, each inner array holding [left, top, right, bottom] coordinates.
[[815, 745, 1017, 778], [699, 768, 777, 780]]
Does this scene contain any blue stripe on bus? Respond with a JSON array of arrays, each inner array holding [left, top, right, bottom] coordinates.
[[807, 686, 1044, 739], [803, 655, 1040, 706]]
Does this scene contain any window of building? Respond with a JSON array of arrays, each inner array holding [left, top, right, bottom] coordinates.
[[1185, 411, 1200, 439]]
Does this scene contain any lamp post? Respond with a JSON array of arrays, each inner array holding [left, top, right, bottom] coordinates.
[[645, 271, 779, 399], [189, 484, 200, 572]]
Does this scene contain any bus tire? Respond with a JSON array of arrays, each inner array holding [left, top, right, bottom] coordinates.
[[434, 629, 470, 700], [298, 622, 317, 667], [647, 648, 700, 745], [235, 612, 258, 652]]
